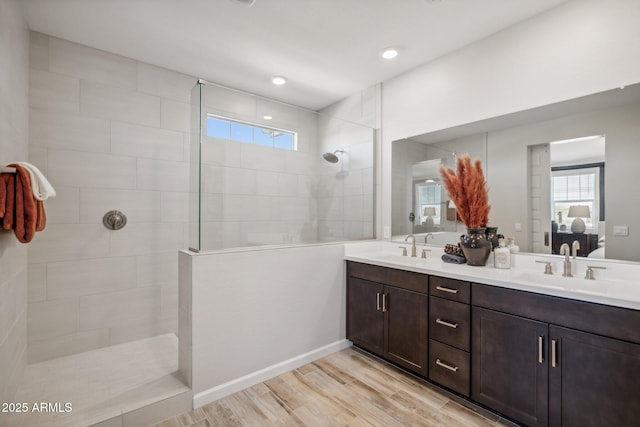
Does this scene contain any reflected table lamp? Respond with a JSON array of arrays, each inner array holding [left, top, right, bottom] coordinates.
[[568, 205, 590, 233], [424, 207, 436, 229]]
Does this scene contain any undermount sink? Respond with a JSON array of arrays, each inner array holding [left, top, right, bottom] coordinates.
[[513, 271, 634, 297], [365, 252, 436, 265]]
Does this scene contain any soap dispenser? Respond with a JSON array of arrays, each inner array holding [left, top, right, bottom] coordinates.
[[494, 238, 511, 269], [508, 237, 520, 253]]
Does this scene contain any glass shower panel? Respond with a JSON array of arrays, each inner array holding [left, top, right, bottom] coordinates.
[[190, 81, 376, 251]]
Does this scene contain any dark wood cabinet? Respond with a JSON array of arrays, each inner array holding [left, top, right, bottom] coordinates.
[[346, 261, 428, 376], [346, 262, 640, 427], [347, 276, 383, 355], [549, 326, 640, 427], [551, 232, 598, 257], [473, 283, 640, 427], [472, 307, 549, 427], [428, 277, 472, 397]]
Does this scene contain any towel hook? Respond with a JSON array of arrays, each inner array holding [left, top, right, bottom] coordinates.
[[103, 210, 127, 231]]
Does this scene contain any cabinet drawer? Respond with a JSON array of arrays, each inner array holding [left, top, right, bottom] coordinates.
[[347, 261, 428, 294], [429, 340, 470, 397], [429, 276, 470, 303], [430, 297, 470, 351]]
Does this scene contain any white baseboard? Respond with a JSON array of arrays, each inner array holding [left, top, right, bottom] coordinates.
[[193, 339, 352, 408]]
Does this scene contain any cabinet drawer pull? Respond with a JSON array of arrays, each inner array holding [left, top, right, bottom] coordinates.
[[382, 293, 388, 312], [376, 292, 381, 311], [435, 359, 459, 372], [435, 285, 459, 294], [551, 339, 558, 368], [436, 318, 459, 329], [538, 336, 544, 364]]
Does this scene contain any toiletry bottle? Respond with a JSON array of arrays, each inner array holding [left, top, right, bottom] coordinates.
[[507, 237, 519, 267], [494, 238, 511, 269]]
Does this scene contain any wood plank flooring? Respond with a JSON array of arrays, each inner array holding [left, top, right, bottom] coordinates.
[[152, 347, 513, 427]]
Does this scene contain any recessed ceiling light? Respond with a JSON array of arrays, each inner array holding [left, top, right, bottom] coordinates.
[[272, 76, 287, 86], [263, 115, 273, 120], [381, 48, 399, 60]]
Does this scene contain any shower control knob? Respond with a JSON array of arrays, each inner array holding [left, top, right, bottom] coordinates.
[[103, 210, 127, 230]]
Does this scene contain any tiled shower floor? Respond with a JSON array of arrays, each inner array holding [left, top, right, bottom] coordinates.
[[2, 334, 189, 427]]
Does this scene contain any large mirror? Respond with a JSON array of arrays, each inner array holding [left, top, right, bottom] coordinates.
[[392, 82, 640, 263]]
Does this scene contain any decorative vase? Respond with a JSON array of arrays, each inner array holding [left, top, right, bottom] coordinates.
[[460, 227, 491, 266], [485, 226, 503, 251]]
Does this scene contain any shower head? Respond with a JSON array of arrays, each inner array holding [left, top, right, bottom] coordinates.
[[322, 150, 344, 163]]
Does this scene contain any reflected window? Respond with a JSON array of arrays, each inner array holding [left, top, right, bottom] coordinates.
[[206, 114, 297, 150], [552, 165, 603, 231]]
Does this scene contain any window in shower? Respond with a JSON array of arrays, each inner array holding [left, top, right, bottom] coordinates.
[[206, 114, 297, 150]]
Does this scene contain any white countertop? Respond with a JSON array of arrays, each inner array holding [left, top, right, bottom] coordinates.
[[344, 241, 640, 311]]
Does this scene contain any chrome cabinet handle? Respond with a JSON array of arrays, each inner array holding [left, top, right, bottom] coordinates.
[[376, 292, 381, 311], [551, 339, 558, 368], [435, 359, 459, 372], [538, 336, 544, 364], [435, 286, 459, 294], [436, 318, 459, 329], [382, 293, 387, 312]]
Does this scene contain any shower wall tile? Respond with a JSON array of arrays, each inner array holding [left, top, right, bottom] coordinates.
[[28, 328, 110, 364], [343, 170, 363, 196], [29, 31, 49, 71], [29, 68, 80, 113], [27, 298, 79, 341], [49, 37, 137, 90], [79, 188, 160, 224], [48, 150, 137, 189], [284, 150, 316, 175], [81, 80, 161, 127], [223, 167, 257, 195], [201, 137, 242, 167], [161, 191, 189, 222], [109, 317, 177, 346], [137, 158, 189, 191], [136, 252, 179, 288], [161, 99, 190, 132], [79, 286, 161, 331], [30, 108, 110, 153], [200, 193, 223, 221], [28, 263, 47, 302], [28, 33, 198, 361], [240, 144, 286, 172], [44, 185, 79, 224], [255, 170, 279, 196], [344, 195, 363, 221], [110, 222, 185, 256], [160, 285, 179, 319], [203, 84, 257, 117], [222, 195, 279, 222], [28, 224, 111, 263], [47, 257, 136, 300], [278, 197, 312, 222], [111, 121, 184, 161], [137, 63, 195, 103], [277, 173, 299, 197]]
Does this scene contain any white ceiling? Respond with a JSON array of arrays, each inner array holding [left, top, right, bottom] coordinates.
[[19, 0, 567, 110]]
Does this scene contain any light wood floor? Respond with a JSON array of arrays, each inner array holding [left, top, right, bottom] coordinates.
[[152, 347, 514, 427]]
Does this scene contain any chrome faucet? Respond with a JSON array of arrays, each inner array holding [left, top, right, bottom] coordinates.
[[571, 240, 580, 259], [560, 243, 573, 277], [405, 234, 417, 257], [425, 233, 434, 244]]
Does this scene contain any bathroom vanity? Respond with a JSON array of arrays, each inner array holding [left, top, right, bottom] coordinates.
[[345, 245, 640, 427]]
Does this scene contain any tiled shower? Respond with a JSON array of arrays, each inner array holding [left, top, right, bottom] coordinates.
[[1, 17, 377, 425]]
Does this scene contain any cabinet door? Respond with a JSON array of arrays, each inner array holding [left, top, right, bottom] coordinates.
[[384, 285, 428, 376], [472, 307, 549, 427], [549, 326, 640, 427], [347, 277, 383, 354]]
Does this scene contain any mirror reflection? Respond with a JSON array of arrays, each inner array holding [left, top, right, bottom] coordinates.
[[392, 82, 640, 263]]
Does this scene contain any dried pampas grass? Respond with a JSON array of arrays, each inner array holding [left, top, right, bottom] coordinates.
[[440, 155, 490, 229]]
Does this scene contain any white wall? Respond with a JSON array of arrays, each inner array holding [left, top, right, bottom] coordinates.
[[184, 243, 349, 407], [27, 33, 195, 362], [381, 0, 640, 236], [0, 0, 29, 405]]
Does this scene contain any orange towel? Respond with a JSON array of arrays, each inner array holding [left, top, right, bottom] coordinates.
[[1, 164, 47, 243]]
